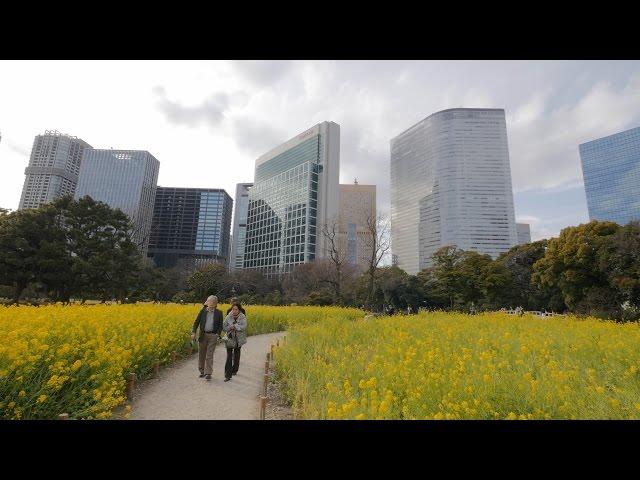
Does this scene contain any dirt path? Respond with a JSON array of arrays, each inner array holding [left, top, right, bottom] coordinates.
[[128, 331, 285, 420]]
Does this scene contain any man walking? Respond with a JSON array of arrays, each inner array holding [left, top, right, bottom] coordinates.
[[191, 295, 223, 380]]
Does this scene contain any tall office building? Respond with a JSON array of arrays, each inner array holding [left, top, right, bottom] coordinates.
[[579, 126, 640, 225], [516, 223, 531, 245], [74, 149, 160, 255], [339, 181, 376, 269], [230, 183, 253, 271], [147, 187, 233, 270], [243, 121, 340, 277], [19, 130, 92, 210], [390, 108, 518, 274]]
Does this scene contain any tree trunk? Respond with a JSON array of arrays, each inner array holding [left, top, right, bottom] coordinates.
[[13, 280, 26, 305]]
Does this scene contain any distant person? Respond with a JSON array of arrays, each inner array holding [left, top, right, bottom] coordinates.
[[517, 306, 524, 317], [469, 302, 477, 315], [223, 303, 248, 382], [226, 297, 246, 315], [191, 295, 223, 380]]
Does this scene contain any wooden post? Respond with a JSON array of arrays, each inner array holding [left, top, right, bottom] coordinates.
[[276, 339, 280, 348], [58, 413, 69, 420], [153, 360, 160, 378], [263, 373, 269, 397], [126, 372, 137, 400], [266, 352, 271, 363], [264, 359, 269, 375], [271, 344, 275, 359], [260, 396, 267, 420], [171, 351, 177, 364]]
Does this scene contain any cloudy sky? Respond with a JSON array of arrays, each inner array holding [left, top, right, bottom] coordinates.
[[1, 60, 639, 240]]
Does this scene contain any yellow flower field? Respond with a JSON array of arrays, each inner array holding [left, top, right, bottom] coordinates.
[[274, 312, 640, 419], [0, 303, 362, 419]]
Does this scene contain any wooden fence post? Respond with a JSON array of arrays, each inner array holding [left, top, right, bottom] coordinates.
[[260, 396, 267, 420], [263, 373, 269, 397], [171, 351, 177, 364], [153, 360, 160, 378], [126, 372, 137, 400]]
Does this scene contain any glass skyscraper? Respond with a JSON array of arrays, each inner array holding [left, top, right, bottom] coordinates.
[[147, 187, 233, 270], [243, 121, 340, 277], [19, 130, 92, 210], [579, 126, 640, 226], [74, 149, 160, 255], [390, 108, 518, 274], [230, 183, 253, 271], [516, 223, 531, 245]]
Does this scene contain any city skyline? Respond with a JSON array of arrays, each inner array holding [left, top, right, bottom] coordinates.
[[2, 61, 640, 241]]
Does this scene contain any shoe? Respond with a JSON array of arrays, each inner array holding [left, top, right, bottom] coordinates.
[[232, 372, 237, 376], [199, 373, 205, 378], [205, 374, 212, 380], [224, 377, 231, 382]]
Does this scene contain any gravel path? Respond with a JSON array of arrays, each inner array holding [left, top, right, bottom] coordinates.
[[129, 331, 285, 420]]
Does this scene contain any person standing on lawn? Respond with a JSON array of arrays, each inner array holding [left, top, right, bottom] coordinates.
[[191, 295, 223, 380], [222, 303, 248, 382]]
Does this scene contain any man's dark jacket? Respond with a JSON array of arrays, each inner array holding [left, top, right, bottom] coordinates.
[[192, 307, 223, 341]]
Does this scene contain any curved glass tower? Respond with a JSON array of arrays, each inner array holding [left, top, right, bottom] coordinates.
[[390, 108, 518, 274]]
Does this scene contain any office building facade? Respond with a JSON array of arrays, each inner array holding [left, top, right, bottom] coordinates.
[[230, 183, 253, 271], [516, 223, 531, 245], [579, 126, 640, 226], [390, 108, 518, 274], [243, 121, 340, 276], [19, 130, 92, 210], [339, 181, 376, 269], [74, 149, 160, 255], [147, 187, 233, 270]]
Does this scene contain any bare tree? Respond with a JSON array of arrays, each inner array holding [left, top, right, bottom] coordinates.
[[321, 216, 347, 304], [361, 212, 392, 310]]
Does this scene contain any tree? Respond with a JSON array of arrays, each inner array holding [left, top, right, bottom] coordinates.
[[497, 240, 565, 311], [0, 205, 70, 303], [282, 260, 332, 305], [598, 221, 640, 320], [186, 263, 229, 302], [54, 195, 142, 302], [418, 246, 465, 309], [321, 216, 347, 304], [361, 212, 392, 309], [532, 220, 621, 317]]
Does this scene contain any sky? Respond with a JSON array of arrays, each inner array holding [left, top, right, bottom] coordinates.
[[1, 60, 639, 241]]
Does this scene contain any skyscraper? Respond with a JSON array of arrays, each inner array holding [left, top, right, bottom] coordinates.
[[516, 223, 531, 245], [339, 181, 376, 270], [390, 108, 518, 274], [230, 183, 253, 271], [74, 149, 160, 255], [19, 130, 92, 210], [579, 126, 640, 226], [243, 121, 340, 277], [147, 187, 233, 270]]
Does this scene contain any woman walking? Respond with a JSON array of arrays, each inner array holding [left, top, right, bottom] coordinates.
[[223, 303, 248, 382]]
